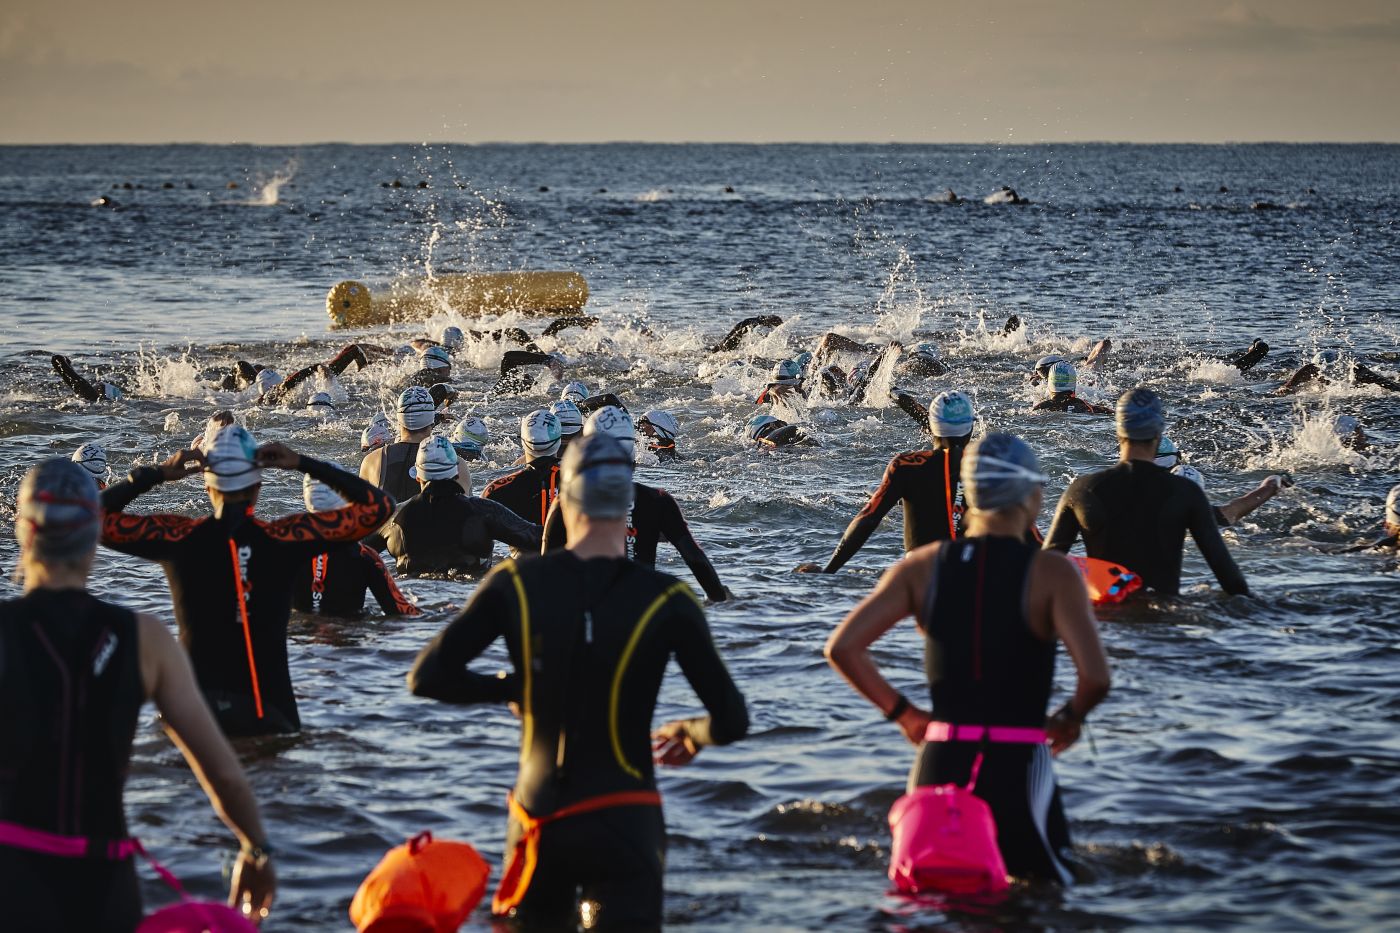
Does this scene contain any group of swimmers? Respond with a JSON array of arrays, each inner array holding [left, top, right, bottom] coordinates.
[[6, 315, 1398, 931]]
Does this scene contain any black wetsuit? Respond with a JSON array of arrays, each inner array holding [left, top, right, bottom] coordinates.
[[711, 315, 783, 353], [542, 483, 727, 601], [51, 354, 121, 402], [0, 590, 144, 930], [403, 367, 451, 390], [100, 460, 393, 736], [291, 542, 418, 618], [578, 393, 628, 416], [822, 446, 966, 573], [1226, 340, 1269, 373], [482, 458, 561, 527], [910, 536, 1073, 883], [752, 419, 813, 448], [382, 480, 541, 578], [492, 350, 557, 396], [409, 552, 748, 930], [1033, 393, 1108, 414], [360, 440, 422, 507], [1045, 460, 1249, 596], [258, 343, 372, 405]]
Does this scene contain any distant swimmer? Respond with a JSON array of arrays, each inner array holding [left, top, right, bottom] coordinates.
[[99, 426, 394, 736], [549, 399, 584, 454], [1335, 483, 1400, 554], [1, 458, 276, 928], [228, 342, 387, 403], [1225, 338, 1270, 373], [1334, 414, 1369, 451], [381, 437, 541, 578], [797, 391, 977, 574], [638, 409, 680, 460], [1083, 338, 1112, 372], [482, 410, 563, 527], [292, 476, 419, 619], [408, 433, 748, 929], [450, 414, 490, 462], [50, 354, 122, 402], [745, 413, 817, 448], [984, 186, 1030, 205], [825, 433, 1109, 885], [359, 387, 446, 505], [305, 391, 337, 417], [71, 442, 111, 489], [710, 314, 783, 353], [491, 350, 565, 396], [543, 407, 730, 601], [1032, 361, 1112, 414], [1044, 388, 1249, 597], [1274, 350, 1400, 395]]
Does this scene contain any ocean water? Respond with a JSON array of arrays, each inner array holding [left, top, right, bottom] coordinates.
[[0, 143, 1397, 930]]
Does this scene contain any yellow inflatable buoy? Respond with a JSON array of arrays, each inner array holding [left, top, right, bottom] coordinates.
[[327, 272, 589, 328]]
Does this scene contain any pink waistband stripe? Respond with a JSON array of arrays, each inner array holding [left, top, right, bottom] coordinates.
[[0, 819, 139, 860], [924, 722, 1048, 745]]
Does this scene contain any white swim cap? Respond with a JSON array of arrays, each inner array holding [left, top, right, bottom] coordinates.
[[361, 414, 393, 451], [408, 436, 459, 482], [583, 405, 635, 446], [1048, 360, 1077, 395], [397, 386, 437, 432], [561, 381, 590, 404], [1172, 464, 1206, 491], [72, 443, 109, 481], [451, 415, 489, 455], [521, 409, 562, 459], [550, 400, 583, 437], [302, 472, 347, 513], [204, 425, 262, 492], [638, 409, 680, 443]]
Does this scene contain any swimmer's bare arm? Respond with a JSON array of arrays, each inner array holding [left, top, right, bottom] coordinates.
[[138, 614, 274, 922], [1031, 552, 1110, 755], [824, 549, 935, 746], [1217, 476, 1286, 527], [407, 573, 517, 704]]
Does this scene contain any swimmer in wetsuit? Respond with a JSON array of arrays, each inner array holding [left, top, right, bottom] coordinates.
[[1044, 388, 1249, 597], [449, 414, 490, 464], [50, 354, 122, 401], [292, 476, 420, 619], [99, 426, 394, 736], [1274, 350, 1400, 395], [359, 387, 457, 506], [637, 409, 680, 460], [543, 407, 730, 601], [710, 314, 783, 353], [401, 345, 453, 391], [408, 433, 748, 931], [798, 390, 978, 574], [492, 350, 566, 396], [744, 413, 817, 449], [1225, 338, 1270, 373], [825, 433, 1110, 885], [550, 399, 584, 456], [1033, 361, 1111, 415], [483, 410, 563, 528], [0, 458, 276, 929], [382, 437, 541, 578]]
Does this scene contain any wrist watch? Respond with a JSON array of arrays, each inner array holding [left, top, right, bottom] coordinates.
[[241, 843, 275, 869]]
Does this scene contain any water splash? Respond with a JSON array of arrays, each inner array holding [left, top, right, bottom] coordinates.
[[131, 347, 205, 398], [247, 164, 296, 206]]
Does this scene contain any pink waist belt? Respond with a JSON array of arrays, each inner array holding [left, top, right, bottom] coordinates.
[[0, 819, 139, 860], [924, 722, 1048, 744]]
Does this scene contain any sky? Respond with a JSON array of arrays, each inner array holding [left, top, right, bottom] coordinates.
[[2, 0, 1398, 144]]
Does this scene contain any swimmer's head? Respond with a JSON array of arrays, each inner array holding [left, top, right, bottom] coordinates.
[[408, 436, 459, 484], [362, 414, 393, 451], [1312, 349, 1341, 367], [638, 410, 680, 448], [204, 425, 262, 493], [307, 392, 336, 416], [746, 414, 780, 441], [1047, 360, 1077, 395], [1116, 388, 1165, 442], [770, 359, 802, 385], [794, 351, 814, 374], [583, 406, 635, 461], [1172, 464, 1206, 491], [1334, 415, 1360, 438], [451, 415, 489, 459], [15, 458, 101, 567], [521, 409, 562, 461], [1034, 353, 1065, 380], [1155, 436, 1181, 469], [440, 326, 465, 350], [254, 369, 282, 397], [911, 343, 940, 362], [420, 345, 451, 370], [560, 433, 635, 521], [397, 386, 437, 433], [1386, 483, 1400, 534], [560, 381, 590, 405], [71, 443, 110, 487], [302, 472, 347, 513], [964, 433, 1048, 514], [549, 400, 583, 438], [929, 390, 975, 439]]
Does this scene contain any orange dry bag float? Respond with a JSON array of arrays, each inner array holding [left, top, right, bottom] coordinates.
[[1069, 556, 1142, 605], [349, 831, 490, 933]]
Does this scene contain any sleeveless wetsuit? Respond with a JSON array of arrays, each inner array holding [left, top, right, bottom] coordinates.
[[0, 589, 145, 930], [100, 459, 393, 736], [410, 552, 748, 929], [1045, 460, 1249, 596], [910, 536, 1073, 884], [823, 445, 966, 573], [382, 480, 541, 578], [291, 542, 418, 618], [359, 441, 420, 507], [541, 482, 727, 601], [482, 457, 561, 527]]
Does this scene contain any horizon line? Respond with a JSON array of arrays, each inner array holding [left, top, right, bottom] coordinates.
[[3, 139, 1399, 148]]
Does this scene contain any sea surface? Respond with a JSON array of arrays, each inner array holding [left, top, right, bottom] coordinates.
[[1, 143, 1398, 931]]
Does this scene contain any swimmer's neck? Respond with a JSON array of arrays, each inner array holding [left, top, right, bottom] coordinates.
[[1118, 437, 1158, 465], [22, 558, 91, 594], [565, 513, 628, 560]]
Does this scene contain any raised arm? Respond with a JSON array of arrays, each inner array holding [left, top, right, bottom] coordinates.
[[710, 315, 783, 353], [892, 391, 931, 433], [262, 450, 394, 549], [407, 570, 518, 704]]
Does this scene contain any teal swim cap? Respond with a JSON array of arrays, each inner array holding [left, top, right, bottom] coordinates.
[[929, 390, 975, 438]]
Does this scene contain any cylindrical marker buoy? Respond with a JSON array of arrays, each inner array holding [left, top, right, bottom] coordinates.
[[326, 272, 589, 328]]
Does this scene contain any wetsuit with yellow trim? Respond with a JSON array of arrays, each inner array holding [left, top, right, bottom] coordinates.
[[541, 484, 728, 601], [291, 542, 420, 618], [99, 459, 393, 736], [482, 456, 561, 528], [408, 552, 748, 931]]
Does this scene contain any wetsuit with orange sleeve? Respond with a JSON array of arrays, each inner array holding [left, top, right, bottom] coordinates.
[[1044, 460, 1249, 597], [0, 589, 145, 929], [541, 483, 728, 601], [482, 457, 561, 528], [408, 552, 748, 929], [820, 444, 967, 573], [291, 542, 420, 618], [99, 458, 393, 736]]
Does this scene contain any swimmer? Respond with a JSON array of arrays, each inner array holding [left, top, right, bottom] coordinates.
[[710, 314, 784, 353], [1172, 465, 1292, 528], [638, 410, 680, 460], [798, 391, 978, 574], [549, 399, 584, 454], [292, 475, 419, 619], [450, 415, 490, 462], [306, 391, 337, 417], [1084, 338, 1112, 372], [1, 458, 276, 928], [1334, 414, 1369, 451], [756, 359, 805, 404], [381, 437, 541, 578], [408, 433, 748, 930], [359, 387, 449, 505], [1225, 338, 1270, 373], [1032, 353, 1066, 382], [99, 426, 394, 736], [192, 409, 237, 451], [482, 410, 563, 527], [71, 442, 111, 490], [1033, 361, 1111, 414], [250, 343, 389, 405], [745, 413, 817, 448], [50, 354, 122, 402], [825, 433, 1109, 885], [402, 345, 453, 391], [1335, 483, 1400, 554], [900, 342, 947, 378], [1044, 388, 1249, 596], [361, 413, 393, 452], [1274, 350, 1400, 395], [542, 407, 730, 601], [560, 381, 590, 405], [492, 350, 566, 396]]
